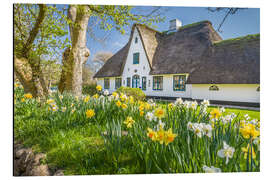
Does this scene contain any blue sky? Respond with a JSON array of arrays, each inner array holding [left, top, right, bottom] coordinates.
[[84, 6, 259, 65]]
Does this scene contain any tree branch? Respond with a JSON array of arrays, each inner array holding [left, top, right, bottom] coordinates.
[[21, 4, 47, 58]]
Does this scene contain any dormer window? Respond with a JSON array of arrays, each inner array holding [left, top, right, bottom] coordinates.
[[135, 37, 138, 43], [133, 52, 139, 64]]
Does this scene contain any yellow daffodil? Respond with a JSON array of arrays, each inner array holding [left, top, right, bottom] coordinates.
[[210, 108, 221, 119], [121, 103, 128, 109], [144, 103, 150, 110], [21, 98, 25, 102], [129, 96, 134, 104], [240, 124, 260, 139], [139, 104, 144, 111], [116, 100, 121, 107], [24, 93, 33, 99], [147, 128, 157, 141], [112, 92, 118, 97], [84, 95, 90, 103], [241, 144, 256, 160], [164, 128, 177, 145], [86, 109, 95, 118], [96, 85, 102, 91], [93, 94, 99, 99], [47, 99, 55, 104], [157, 127, 165, 144], [123, 116, 135, 128], [120, 93, 127, 102], [154, 108, 165, 119], [168, 103, 174, 110], [140, 111, 144, 116], [15, 83, 20, 88]]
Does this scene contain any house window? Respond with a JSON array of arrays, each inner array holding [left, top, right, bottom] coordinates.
[[153, 76, 163, 90], [142, 76, 147, 90], [127, 77, 131, 87], [132, 75, 140, 88], [133, 52, 139, 64], [135, 37, 138, 43], [104, 78, 110, 89], [209, 85, 219, 91], [115, 78, 122, 89], [173, 75, 186, 91]]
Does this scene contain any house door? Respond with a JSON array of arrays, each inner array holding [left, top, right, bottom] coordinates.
[[132, 75, 140, 88]]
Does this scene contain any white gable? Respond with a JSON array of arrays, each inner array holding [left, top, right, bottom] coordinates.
[[122, 27, 151, 86]]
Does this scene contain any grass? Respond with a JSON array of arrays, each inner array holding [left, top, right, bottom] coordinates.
[[14, 88, 260, 175]]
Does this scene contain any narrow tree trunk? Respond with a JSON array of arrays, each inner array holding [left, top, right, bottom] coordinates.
[[58, 5, 90, 96], [14, 57, 48, 97], [14, 4, 48, 98]]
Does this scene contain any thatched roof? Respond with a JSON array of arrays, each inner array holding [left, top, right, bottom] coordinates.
[[93, 20, 260, 84]]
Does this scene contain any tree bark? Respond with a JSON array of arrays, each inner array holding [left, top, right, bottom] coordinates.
[[59, 5, 90, 96], [14, 4, 48, 98]]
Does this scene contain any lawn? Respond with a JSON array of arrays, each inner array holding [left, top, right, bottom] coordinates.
[[14, 86, 260, 175]]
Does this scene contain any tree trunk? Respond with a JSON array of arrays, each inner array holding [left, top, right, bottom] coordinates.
[[14, 4, 48, 98], [14, 57, 48, 98], [58, 5, 90, 96]]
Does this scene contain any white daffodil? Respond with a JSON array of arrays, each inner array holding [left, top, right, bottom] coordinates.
[[187, 122, 194, 131], [61, 107, 66, 112], [191, 101, 198, 110], [203, 165, 221, 173], [157, 120, 165, 130], [202, 123, 212, 138], [217, 141, 235, 164], [244, 114, 250, 120], [103, 90, 109, 96], [175, 98, 183, 106], [193, 123, 203, 138], [220, 107, 225, 113], [201, 99, 210, 107], [221, 115, 233, 124], [59, 95, 63, 100], [146, 112, 154, 121], [183, 101, 191, 109]]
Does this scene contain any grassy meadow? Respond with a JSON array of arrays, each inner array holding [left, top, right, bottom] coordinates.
[[14, 84, 260, 175]]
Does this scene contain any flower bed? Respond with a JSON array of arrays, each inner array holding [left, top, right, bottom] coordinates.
[[14, 84, 260, 174]]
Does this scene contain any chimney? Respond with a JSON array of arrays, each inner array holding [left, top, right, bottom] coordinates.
[[169, 19, 182, 31]]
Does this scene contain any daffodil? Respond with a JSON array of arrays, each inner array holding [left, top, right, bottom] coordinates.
[[96, 85, 102, 91], [146, 112, 155, 121], [116, 100, 121, 107], [210, 108, 221, 119], [92, 94, 99, 99], [129, 96, 134, 104], [156, 127, 165, 144], [24, 93, 33, 99], [175, 98, 183, 106], [86, 109, 95, 118], [84, 95, 90, 102], [240, 123, 260, 139], [168, 103, 175, 109], [47, 99, 55, 104], [21, 98, 25, 102], [154, 108, 165, 119], [203, 165, 221, 173], [139, 104, 144, 111], [61, 107, 67, 112], [147, 128, 157, 141], [164, 128, 177, 145], [123, 116, 135, 128], [217, 141, 235, 164], [121, 103, 128, 109], [59, 95, 63, 100], [139, 111, 144, 116], [103, 90, 109, 96]]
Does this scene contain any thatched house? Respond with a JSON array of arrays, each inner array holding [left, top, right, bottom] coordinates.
[[94, 19, 260, 106]]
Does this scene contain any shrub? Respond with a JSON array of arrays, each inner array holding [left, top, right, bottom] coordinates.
[[82, 83, 98, 96], [116, 86, 146, 101]]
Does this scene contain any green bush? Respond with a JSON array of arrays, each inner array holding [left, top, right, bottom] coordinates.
[[116, 86, 146, 101], [82, 84, 97, 96]]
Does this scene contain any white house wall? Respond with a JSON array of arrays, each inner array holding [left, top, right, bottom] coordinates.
[[191, 84, 260, 103], [95, 27, 260, 103]]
